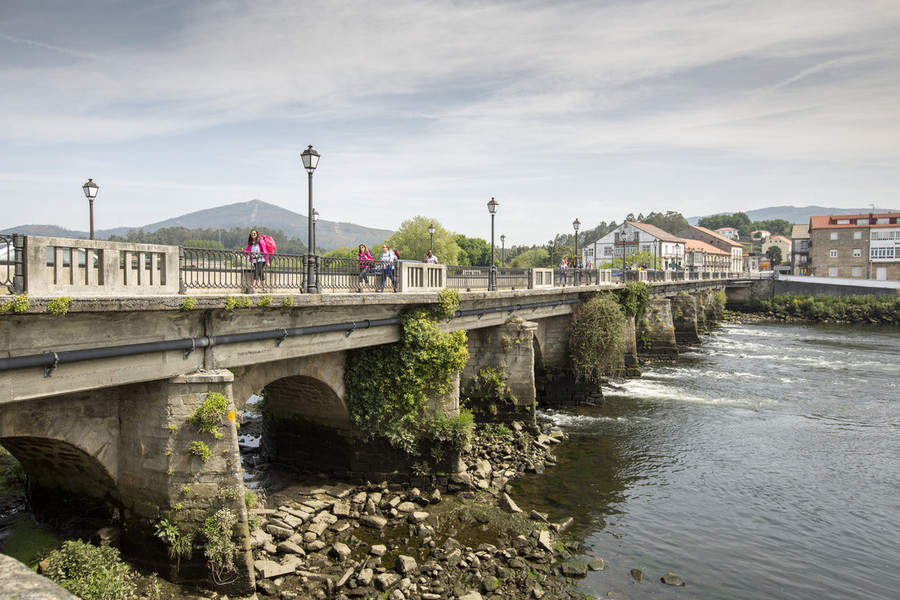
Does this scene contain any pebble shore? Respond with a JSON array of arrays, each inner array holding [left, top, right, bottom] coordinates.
[[247, 423, 598, 599]]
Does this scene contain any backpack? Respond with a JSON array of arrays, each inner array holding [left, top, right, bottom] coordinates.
[[392, 249, 400, 260], [259, 234, 276, 253]]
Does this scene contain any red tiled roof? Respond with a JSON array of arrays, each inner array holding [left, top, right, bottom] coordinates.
[[679, 225, 743, 248], [628, 221, 684, 243], [809, 213, 900, 229], [684, 239, 729, 255]]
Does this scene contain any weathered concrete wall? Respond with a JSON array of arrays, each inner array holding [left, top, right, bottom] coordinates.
[[0, 369, 254, 593], [774, 278, 900, 298], [532, 314, 570, 370], [462, 321, 538, 426], [638, 298, 678, 360], [622, 316, 640, 377], [671, 292, 701, 346], [694, 292, 708, 333]]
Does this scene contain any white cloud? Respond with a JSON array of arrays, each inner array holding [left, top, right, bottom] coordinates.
[[1, 0, 899, 241]]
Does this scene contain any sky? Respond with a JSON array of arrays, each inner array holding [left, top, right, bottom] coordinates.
[[2, 0, 899, 246]]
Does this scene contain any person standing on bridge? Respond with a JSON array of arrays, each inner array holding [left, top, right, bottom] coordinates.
[[245, 229, 273, 293], [379, 243, 397, 292], [357, 243, 374, 292], [423, 249, 438, 263]]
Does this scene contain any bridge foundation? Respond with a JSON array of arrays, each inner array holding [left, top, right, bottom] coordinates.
[[462, 320, 539, 426], [671, 292, 701, 346], [637, 298, 679, 360]]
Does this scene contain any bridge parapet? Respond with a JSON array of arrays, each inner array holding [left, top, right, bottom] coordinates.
[[23, 236, 180, 296]]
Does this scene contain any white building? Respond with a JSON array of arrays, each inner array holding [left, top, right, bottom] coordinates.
[[583, 222, 685, 270]]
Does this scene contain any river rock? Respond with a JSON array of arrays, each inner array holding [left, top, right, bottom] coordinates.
[[661, 572, 686, 586], [360, 514, 388, 529], [396, 554, 418, 575], [559, 561, 588, 578], [588, 558, 605, 570], [375, 572, 401, 592], [499, 492, 523, 513], [630, 567, 644, 582]]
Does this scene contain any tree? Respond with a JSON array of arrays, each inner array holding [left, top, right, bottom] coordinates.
[[697, 212, 753, 238], [765, 246, 783, 265], [510, 248, 549, 268], [752, 219, 792, 237], [641, 211, 689, 235], [454, 234, 492, 266], [386, 216, 460, 264]]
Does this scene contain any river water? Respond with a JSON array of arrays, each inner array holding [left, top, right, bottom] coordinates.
[[515, 322, 899, 600]]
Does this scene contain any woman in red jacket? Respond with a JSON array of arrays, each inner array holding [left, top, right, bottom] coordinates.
[[245, 229, 274, 292]]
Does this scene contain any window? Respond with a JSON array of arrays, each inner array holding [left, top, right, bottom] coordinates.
[[799, 255, 808, 263], [830, 232, 838, 240], [871, 247, 896, 260], [828, 267, 839, 277], [851, 267, 862, 277], [604, 246, 613, 256], [836, 219, 850, 225], [856, 219, 869, 225], [854, 231, 862, 239], [829, 249, 838, 258], [641, 244, 651, 253], [853, 249, 862, 257], [799, 241, 809, 251]]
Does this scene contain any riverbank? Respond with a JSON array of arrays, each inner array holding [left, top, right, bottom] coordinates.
[[243, 422, 595, 599], [1, 422, 600, 600]]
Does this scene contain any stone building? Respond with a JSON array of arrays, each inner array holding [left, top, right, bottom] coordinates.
[[790, 223, 810, 276], [808, 212, 900, 281]]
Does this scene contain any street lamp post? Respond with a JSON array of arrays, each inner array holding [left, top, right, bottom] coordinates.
[[300, 145, 320, 293], [82, 179, 99, 240], [573, 218, 580, 285], [312, 208, 319, 259], [487, 197, 498, 291], [428, 223, 435, 252], [500, 234, 506, 268]]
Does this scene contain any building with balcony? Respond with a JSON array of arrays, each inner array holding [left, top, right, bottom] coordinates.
[[684, 239, 730, 273], [790, 223, 810, 275], [583, 222, 685, 270], [809, 212, 900, 281]]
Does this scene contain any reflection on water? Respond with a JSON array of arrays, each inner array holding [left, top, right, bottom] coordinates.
[[515, 322, 900, 600]]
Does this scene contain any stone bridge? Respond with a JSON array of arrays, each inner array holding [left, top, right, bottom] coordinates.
[[0, 239, 738, 592]]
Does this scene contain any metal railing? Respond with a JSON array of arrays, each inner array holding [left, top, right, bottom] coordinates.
[[447, 265, 491, 291], [1, 234, 24, 294], [180, 247, 308, 291], [5, 236, 743, 296]]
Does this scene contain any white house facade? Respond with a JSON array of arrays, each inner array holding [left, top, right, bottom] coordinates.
[[583, 222, 685, 270]]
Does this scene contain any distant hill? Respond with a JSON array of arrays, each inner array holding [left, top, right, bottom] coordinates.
[[1, 200, 394, 251], [688, 205, 900, 225]]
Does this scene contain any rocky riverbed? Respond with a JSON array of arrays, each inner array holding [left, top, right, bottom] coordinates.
[[243, 422, 598, 600]]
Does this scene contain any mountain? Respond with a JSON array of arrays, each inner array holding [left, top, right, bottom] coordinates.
[[688, 205, 900, 225], [1, 200, 394, 251]]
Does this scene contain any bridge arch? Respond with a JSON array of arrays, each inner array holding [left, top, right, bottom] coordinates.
[[230, 351, 349, 429], [0, 394, 120, 509]]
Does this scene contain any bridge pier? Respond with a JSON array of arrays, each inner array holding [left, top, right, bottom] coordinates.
[[530, 314, 606, 407], [671, 292, 701, 346], [637, 298, 679, 360], [148, 370, 254, 594], [462, 320, 539, 426]]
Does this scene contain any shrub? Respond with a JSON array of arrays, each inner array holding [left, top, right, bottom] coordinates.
[[569, 292, 627, 383], [47, 297, 73, 315], [188, 440, 211, 462], [187, 392, 230, 439], [179, 297, 196, 311], [461, 367, 517, 419], [345, 298, 469, 452], [154, 519, 194, 570], [202, 508, 239, 584], [43, 540, 139, 600], [1, 293, 29, 313], [618, 282, 651, 319]]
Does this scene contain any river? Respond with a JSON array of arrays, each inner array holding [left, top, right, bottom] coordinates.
[[515, 322, 899, 600]]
